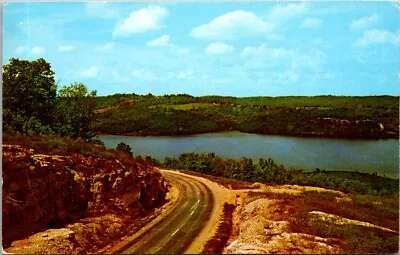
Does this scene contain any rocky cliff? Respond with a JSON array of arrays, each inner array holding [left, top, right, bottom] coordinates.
[[2, 144, 168, 250]]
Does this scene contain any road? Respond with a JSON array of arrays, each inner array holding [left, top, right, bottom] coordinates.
[[121, 171, 214, 254]]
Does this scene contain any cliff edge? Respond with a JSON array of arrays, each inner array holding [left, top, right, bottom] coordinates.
[[2, 144, 168, 253]]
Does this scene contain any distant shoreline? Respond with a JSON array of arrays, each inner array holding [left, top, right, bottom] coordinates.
[[95, 130, 398, 140]]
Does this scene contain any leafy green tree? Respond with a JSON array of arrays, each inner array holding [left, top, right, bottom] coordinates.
[[56, 82, 97, 138], [116, 142, 133, 155], [3, 58, 57, 133]]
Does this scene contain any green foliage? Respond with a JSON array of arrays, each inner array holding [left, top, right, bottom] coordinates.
[[3, 58, 57, 133], [116, 142, 133, 155], [2, 58, 97, 140], [94, 94, 399, 138], [56, 82, 97, 138], [162, 152, 399, 196]]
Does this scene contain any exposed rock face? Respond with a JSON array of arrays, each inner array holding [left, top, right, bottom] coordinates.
[[2, 144, 167, 247], [225, 197, 342, 254]]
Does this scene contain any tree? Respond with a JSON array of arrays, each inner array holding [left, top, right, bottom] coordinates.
[[116, 142, 133, 155], [3, 58, 57, 133], [56, 83, 97, 138]]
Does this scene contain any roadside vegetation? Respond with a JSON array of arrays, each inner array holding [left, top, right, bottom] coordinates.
[[93, 93, 399, 138], [162, 152, 399, 196]]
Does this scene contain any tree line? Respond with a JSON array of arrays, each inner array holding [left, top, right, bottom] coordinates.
[[160, 152, 398, 196]]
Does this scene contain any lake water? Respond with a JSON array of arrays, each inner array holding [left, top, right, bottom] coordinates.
[[99, 132, 399, 178]]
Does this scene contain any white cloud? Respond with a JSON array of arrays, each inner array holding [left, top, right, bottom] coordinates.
[[267, 3, 309, 22], [93, 43, 114, 52], [353, 29, 400, 47], [58, 45, 74, 53], [147, 34, 170, 47], [190, 10, 272, 40], [178, 48, 190, 55], [300, 18, 322, 29], [241, 43, 325, 74], [205, 42, 234, 55], [350, 14, 379, 31], [241, 44, 292, 59], [113, 6, 168, 37], [31, 46, 45, 55], [15, 46, 27, 54], [79, 65, 99, 78]]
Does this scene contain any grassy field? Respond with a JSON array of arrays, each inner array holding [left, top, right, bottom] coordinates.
[[151, 103, 217, 111]]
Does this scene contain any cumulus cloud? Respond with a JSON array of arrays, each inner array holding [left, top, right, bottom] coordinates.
[[267, 3, 309, 22], [205, 42, 234, 55], [190, 10, 272, 40], [15, 46, 27, 54], [93, 43, 114, 52], [113, 6, 168, 37], [147, 34, 170, 47], [350, 14, 379, 31], [300, 18, 322, 29], [79, 65, 99, 78], [353, 29, 400, 47], [58, 45, 74, 52], [31, 46, 45, 55]]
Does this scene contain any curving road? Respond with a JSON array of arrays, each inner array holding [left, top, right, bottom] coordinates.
[[120, 171, 214, 254]]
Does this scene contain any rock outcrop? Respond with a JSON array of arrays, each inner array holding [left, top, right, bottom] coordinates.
[[2, 144, 167, 248]]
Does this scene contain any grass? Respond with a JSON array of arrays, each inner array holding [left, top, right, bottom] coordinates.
[[312, 170, 399, 193], [201, 95, 399, 108], [2, 134, 142, 164], [152, 103, 217, 111]]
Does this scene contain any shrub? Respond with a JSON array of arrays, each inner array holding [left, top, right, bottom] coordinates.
[[116, 142, 133, 155]]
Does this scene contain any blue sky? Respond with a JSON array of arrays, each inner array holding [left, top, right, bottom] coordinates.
[[3, 1, 400, 96]]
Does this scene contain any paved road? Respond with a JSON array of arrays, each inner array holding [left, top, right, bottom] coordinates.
[[121, 172, 214, 254]]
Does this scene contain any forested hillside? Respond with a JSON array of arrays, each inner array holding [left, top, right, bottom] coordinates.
[[93, 94, 399, 138]]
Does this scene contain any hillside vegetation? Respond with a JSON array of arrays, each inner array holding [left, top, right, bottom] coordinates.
[[161, 152, 398, 196], [93, 94, 398, 138]]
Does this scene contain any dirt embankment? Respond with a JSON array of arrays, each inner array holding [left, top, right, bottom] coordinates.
[[3, 144, 168, 254]]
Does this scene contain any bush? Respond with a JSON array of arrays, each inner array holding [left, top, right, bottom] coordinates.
[[116, 142, 133, 155]]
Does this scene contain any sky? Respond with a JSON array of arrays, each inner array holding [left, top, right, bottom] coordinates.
[[3, 1, 400, 96]]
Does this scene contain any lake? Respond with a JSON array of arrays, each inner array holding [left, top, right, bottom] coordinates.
[[99, 132, 399, 178]]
